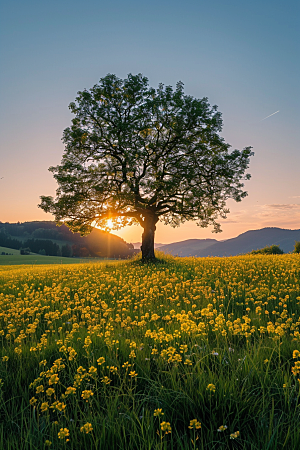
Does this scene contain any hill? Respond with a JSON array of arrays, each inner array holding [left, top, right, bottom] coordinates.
[[159, 239, 218, 256], [0, 246, 20, 255], [159, 227, 300, 257], [0, 221, 135, 258], [132, 242, 164, 250]]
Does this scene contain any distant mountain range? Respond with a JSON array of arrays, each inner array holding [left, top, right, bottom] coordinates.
[[158, 227, 300, 257], [132, 242, 164, 250]]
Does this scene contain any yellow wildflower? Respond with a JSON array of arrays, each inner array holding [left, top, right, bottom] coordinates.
[[65, 386, 76, 395], [88, 366, 97, 375], [40, 402, 49, 412], [160, 422, 172, 434], [129, 371, 138, 378], [80, 422, 93, 434], [122, 361, 131, 369], [81, 390, 93, 400], [206, 383, 216, 393], [54, 402, 66, 412], [29, 397, 37, 406], [101, 376, 111, 385], [57, 428, 69, 440], [293, 350, 300, 359], [46, 388, 55, 396], [188, 419, 201, 429], [48, 374, 59, 385], [230, 431, 240, 439]]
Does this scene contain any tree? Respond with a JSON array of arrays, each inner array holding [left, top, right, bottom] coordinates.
[[39, 73, 253, 260], [20, 247, 31, 255], [250, 245, 284, 255], [294, 241, 300, 254], [61, 244, 72, 257]]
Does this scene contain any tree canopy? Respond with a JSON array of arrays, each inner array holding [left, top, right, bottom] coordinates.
[[39, 73, 253, 260]]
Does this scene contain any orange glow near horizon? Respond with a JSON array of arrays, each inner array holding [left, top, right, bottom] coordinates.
[[2, 199, 300, 245]]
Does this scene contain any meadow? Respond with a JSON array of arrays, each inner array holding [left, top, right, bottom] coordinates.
[[0, 246, 115, 266], [0, 254, 79, 266], [1, 253, 300, 449]]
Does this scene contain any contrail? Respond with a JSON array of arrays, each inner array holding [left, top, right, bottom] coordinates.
[[261, 110, 279, 121]]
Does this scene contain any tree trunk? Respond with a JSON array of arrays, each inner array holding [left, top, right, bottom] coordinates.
[[141, 215, 158, 260]]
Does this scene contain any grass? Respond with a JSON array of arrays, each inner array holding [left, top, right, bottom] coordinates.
[[0, 246, 21, 255], [0, 252, 300, 449], [0, 254, 80, 265], [0, 250, 117, 266], [0, 245, 82, 265]]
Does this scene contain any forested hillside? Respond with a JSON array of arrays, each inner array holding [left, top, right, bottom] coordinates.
[[0, 221, 135, 258]]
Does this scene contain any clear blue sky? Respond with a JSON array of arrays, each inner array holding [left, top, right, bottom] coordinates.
[[0, 0, 299, 243]]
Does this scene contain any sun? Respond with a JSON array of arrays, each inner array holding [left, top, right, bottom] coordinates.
[[106, 219, 114, 229]]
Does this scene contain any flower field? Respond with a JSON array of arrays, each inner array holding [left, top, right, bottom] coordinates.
[[1, 253, 300, 449]]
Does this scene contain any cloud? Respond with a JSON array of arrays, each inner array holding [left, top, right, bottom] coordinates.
[[266, 204, 300, 210], [220, 219, 238, 224], [250, 204, 300, 220], [245, 204, 300, 230], [224, 204, 300, 227]]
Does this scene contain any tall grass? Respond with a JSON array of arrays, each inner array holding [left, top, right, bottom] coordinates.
[[0, 253, 300, 448]]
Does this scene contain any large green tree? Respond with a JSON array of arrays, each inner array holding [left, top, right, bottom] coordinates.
[[39, 73, 253, 260]]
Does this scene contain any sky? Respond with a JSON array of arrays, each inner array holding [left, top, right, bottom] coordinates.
[[0, 0, 299, 245]]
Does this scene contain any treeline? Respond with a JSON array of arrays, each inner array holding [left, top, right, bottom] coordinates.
[[1, 222, 74, 241], [0, 232, 20, 250], [249, 243, 300, 255], [0, 232, 61, 256], [0, 221, 136, 258], [20, 239, 60, 256]]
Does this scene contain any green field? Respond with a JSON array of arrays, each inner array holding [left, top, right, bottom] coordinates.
[[1, 253, 300, 449], [0, 254, 81, 265], [0, 246, 116, 265], [0, 246, 21, 255]]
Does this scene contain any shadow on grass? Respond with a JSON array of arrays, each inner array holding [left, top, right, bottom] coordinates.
[[129, 251, 174, 266]]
